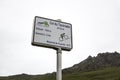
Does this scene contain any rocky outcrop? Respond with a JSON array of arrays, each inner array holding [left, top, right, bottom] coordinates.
[[63, 52, 120, 74]]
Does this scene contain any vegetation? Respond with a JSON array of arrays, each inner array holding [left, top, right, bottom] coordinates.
[[0, 67, 120, 80], [63, 67, 120, 80]]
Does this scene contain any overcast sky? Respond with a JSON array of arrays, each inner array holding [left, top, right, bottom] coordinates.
[[0, 0, 120, 76]]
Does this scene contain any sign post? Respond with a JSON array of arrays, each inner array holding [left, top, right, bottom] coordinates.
[[32, 16, 73, 80], [56, 47, 62, 80]]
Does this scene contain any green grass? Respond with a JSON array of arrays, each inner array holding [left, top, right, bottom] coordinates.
[[63, 67, 120, 80], [1, 67, 120, 80], [28, 67, 120, 80]]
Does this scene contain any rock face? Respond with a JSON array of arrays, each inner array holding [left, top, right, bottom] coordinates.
[[63, 52, 120, 74]]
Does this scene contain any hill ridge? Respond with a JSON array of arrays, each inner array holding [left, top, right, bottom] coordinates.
[[63, 51, 120, 74]]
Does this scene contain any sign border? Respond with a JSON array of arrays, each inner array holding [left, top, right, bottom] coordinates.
[[31, 16, 73, 51]]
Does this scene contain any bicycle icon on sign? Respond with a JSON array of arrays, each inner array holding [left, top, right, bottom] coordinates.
[[59, 33, 70, 42]]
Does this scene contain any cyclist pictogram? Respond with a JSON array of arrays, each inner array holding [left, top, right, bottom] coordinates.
[[59, 33, 69, 42]]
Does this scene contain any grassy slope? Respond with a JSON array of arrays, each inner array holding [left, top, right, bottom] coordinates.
[[63, 67, 120, 80], [0, 67, 120, 80], [40, 67, 120, 80]]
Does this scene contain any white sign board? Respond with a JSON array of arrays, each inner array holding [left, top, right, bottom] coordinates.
[[32, 16, 73, 51]]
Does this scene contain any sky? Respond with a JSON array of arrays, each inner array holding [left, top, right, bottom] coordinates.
[[0, 0, 120, 76]]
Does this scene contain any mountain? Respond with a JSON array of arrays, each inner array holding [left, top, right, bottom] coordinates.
[[0, 51, 120, 80], [63, 51, 120, 74]]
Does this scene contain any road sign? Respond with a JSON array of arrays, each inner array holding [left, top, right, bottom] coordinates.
[[32, 16, 73, 51]]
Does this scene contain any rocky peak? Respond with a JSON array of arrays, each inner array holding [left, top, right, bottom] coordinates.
[[63, 51, 120, 74]]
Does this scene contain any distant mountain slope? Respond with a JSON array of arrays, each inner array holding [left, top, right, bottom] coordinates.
[[63, 51, 120, 73], [63, 67, 120, 80], [0, 52, 120, 80], [1, 67, 120, 80]]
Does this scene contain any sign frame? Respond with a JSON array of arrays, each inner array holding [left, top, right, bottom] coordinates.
[[32, 16, 73, 51]]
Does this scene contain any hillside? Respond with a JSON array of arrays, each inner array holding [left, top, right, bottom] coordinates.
[[0, 52, 120, 80], [63, 51, 120, 73], [0, 67, 120, 80], [63, 67, 120, 80]]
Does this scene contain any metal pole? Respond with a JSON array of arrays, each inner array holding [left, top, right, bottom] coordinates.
[[56, 47, 62, 80]]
